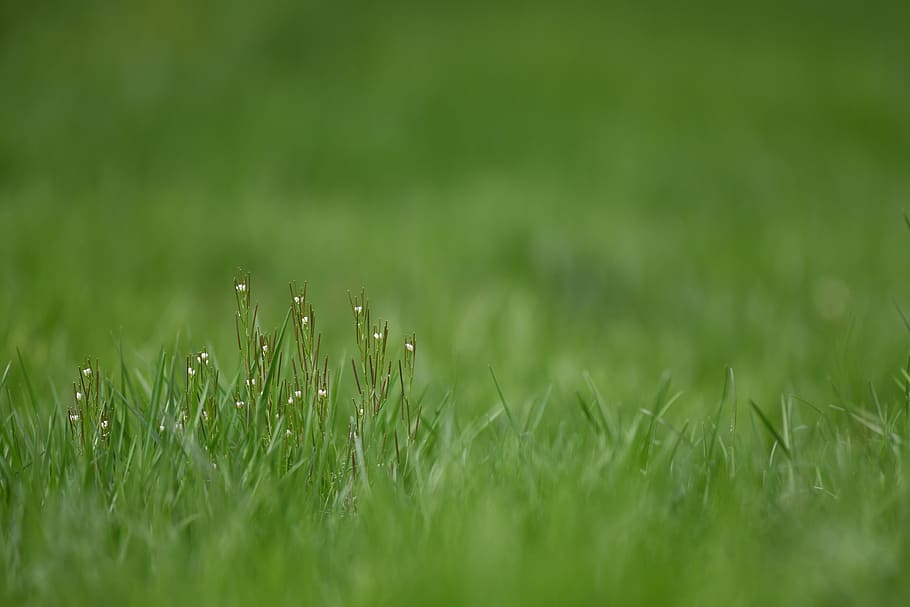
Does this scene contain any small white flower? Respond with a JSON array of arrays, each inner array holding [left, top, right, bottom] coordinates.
[[294, 296, 301, 304], [159, 424, 165, 431], [212, 462, 218, 470], [235, 400, 245, 409], [301, 316, 309, 326], [405, 342, 414, 352], [82, 367, 92, 377], [287, 396, 294, 405], [75, 391, 84, 401], [69, 413, 80, 422], [187, 367, 196, 377], [236, 283, 247, 293], [101, 419, 109, 429], [175, 422, 183, 431], [354, 305, 363, 313], [202, 411, 209, 421], [262, 344, 269, 353], [200, 352, 209, 363], [245, 378, 256, 386], [359, 408, 364, 416], [373, 332, 382, 340], [294, 390, 302, 398], [285, 429, 293, 437], [318, 388, 328, 398]]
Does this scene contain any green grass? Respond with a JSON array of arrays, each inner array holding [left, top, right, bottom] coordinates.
[[2, 0, 910, 604]]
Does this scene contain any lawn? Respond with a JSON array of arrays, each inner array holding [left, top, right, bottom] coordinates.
[[2, 1, 910, 605]]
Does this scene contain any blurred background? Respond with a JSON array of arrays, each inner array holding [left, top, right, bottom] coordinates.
[[1, 0, 909, 412]]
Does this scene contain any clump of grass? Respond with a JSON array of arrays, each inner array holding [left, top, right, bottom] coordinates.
[[43, 274, 425, 508]]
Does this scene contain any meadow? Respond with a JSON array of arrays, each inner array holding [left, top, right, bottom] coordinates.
[[2, 1, 910, 605]]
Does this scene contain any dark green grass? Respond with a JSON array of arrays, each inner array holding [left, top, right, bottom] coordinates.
[[2, 0, 910, 604]]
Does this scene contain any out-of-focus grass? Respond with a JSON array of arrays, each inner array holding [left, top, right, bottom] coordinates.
[[1, 3, 910, 602]]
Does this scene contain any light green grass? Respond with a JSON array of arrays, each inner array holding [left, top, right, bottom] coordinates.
[[2, 0, 910, 604], [3, 276, 910, 606]]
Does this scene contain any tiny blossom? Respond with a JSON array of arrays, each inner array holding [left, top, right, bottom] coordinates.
[[159, 424, 165, 431], [359, 408, 364, 416], [354, 305, 363, 313], [175, 422, 183, 431], [287, 396, 294, 405], [301, 316, 309, 326], [69, 413, 80, 422], [405, 342, 415, 352], [245, 378, 256, 386], [187, 367, 196, 377], [202, 411, 209, 421], [82, 367, 92, 377], [294, 296, 301, 304], [373, 332, 382, 340], [262, 344, 269, 353], [235, 400, 245, 409], [294, 390, 302, 398], [236, 283, 247, 293], [200, 352, 209, 362], [286, 429, 292, 437], [101, 420, 109, 429], [318, 388, 328, 398], [76, 391, 84, 401]]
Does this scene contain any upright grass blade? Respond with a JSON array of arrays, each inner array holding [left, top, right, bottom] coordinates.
[[750, 399, 791, 461], [489, 366, 518, 435]]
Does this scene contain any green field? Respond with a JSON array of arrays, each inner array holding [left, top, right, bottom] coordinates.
[[2, 1, 910, 604]]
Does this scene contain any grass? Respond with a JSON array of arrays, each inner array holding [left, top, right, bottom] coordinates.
[[2, 0, 910, 604], [3, 275, 910, 605]]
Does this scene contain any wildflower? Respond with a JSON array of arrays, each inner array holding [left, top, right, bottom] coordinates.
[[286, 429, 293, 437], [159, 424, 165, 432], [354, 305, 363, 313], [187, 367, 196, 377], [82, 367, 92, 377], [405, 342, 414, 352], [262, 344, 269, 353], [236, 283, 247, 293], [69, 413, 80, 422], [359, 408, 364, 416], [235, 400, 245, 409], [373, 332, 382, 340], [294, 296, 301, 304], [318, 388, 328, 398], [76, 391, 84, 401], [202, 411, 209, 421], [301, 316, 309, 326], [198, 352, 209, 365], [287, 396, 294, 405], [294, 390, 302, 399], [101, 419, 109, 429], [175, 422, 183, 431], [245, 378, 256, 386]]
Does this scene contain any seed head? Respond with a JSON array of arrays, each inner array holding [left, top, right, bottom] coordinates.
[[287, 396, 294, 405]]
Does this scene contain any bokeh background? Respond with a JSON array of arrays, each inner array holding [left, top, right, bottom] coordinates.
[[2, 0, 909, 411]]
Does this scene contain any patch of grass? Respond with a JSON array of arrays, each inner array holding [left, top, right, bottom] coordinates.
[[2, 275, 910, 605]]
